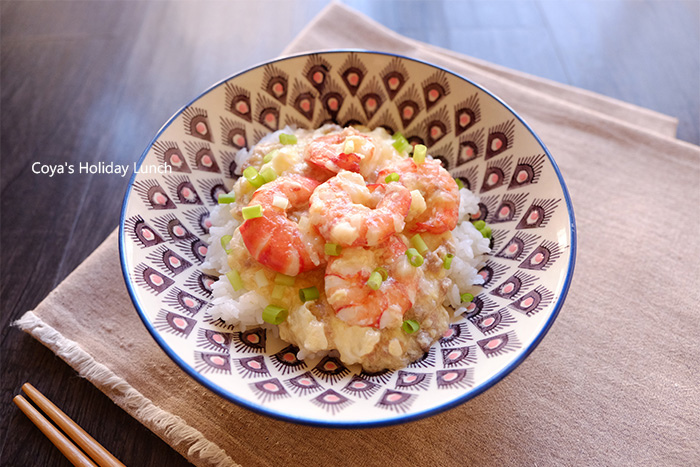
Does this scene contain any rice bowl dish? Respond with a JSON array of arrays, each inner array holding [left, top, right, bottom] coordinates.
[[120, 50, 575, 426]]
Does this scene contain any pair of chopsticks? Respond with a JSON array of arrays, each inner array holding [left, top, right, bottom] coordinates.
[[13, 383, 125, 467]]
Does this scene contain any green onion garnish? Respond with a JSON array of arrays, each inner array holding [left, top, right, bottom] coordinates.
[[366, 271, 383, 291], [279, 133, 297, 145], [455, 178, 465, 190], [217, 193, 236, 204], [410, 233, 429, 255], [443, 253, 454, 270], [412, 144, 427, 164], [385, 172, 400, 183], [226, 270, 244, 291], [274, 273, 295, 286], [392, 132, 411, 154], [262, 305, 288, 325], [461, 293, 474, 303], [374, 267, 388, 281], [406, 248, 424, 267], [260, 166, 278, 183], [243, 166, 265, 188], [472, 219, 491, 238], [220, 234, 233, 254], [271, 284, 286, 300], [325, 243, 342, 256], [263, 149, 279, 164], [299, 286, 320, 302], [402, 319, 420, 334], [242, 204, 263, 220]]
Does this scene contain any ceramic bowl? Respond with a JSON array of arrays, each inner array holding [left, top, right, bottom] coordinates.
[[120, 50, 575, 427]]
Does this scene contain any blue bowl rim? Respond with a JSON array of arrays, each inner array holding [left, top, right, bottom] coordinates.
[[119, 49, 577, 429]]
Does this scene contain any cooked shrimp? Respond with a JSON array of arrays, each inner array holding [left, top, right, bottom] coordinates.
[[377, 158, 459, 233], [304, 127, 375, 174], [239, 174, 323, 276], [309, 170, 411, 247], [325, 236, 419, 328]]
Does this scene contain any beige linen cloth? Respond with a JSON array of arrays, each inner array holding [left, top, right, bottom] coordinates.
[[15, 3, 700, 466]]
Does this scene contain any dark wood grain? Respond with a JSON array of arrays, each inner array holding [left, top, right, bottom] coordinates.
[[1, 1, 698, 466]]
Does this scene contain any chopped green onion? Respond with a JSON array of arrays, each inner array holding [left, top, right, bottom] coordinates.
[[220, 234, 233, 254], [299, 286, 320, 302], [271, 284, 286, 300], [410, 233, 429, 255], [402, 319, 420, 334], [243, 166, 265, 188], [366, 271, 383, 290], [406, 248, 424, 267], [217, 193, 236, 204], [384, 172, 400, 183], [374, 267, 388, 281], [262, 305, 288, 325], [325, 243, 342, 256], [472, 220, 486, 231], [279, 133, 297, 145], [461, 293, 474, 303], [480, 225, 492, 239], [455, 178, 465, 190], [260, 166, 278, 183], [412, 144, 427, 164], [443, 253, 454, 270], [392, 132, 411, 154], [263, 149, 279, 164], [274, 273, 295, 286], [242, 204, 263, 220], [226, 270, 244, 291]]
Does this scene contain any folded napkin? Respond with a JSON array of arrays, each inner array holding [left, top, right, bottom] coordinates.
[[16, 3, 700, 466]]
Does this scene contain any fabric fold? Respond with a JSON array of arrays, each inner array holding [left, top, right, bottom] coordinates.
[[14, 308, 238, 467]]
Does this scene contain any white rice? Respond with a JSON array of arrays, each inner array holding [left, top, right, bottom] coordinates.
[[442, 188, 491, 313], [203, 126, 491, 327], [200, 207, 240, 275], [457, 187, 481, 224]]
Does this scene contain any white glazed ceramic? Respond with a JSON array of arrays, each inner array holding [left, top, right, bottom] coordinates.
[[120, 50, 575, 427]]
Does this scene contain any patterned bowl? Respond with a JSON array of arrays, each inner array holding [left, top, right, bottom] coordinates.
[[119, 50, 575, 427]]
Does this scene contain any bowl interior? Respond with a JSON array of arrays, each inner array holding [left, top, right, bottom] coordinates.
[[120, 50, 575, 427]]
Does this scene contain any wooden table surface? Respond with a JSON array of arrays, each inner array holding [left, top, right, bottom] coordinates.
[[1, 1, 698, 465]]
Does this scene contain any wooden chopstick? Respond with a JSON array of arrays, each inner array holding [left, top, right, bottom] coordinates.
[[13, 394, 98, 467], [14, 383, 126, 467]]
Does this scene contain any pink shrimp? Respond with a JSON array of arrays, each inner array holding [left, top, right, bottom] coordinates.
[[239, 174, 323, 276], [304, 127, 374, 174], [376, 158, 459, 233], [325, 236, 418, 328], [308, 170, 411, 247]]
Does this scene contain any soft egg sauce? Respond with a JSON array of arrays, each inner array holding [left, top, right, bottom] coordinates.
[[225, 126, 456, 372]]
